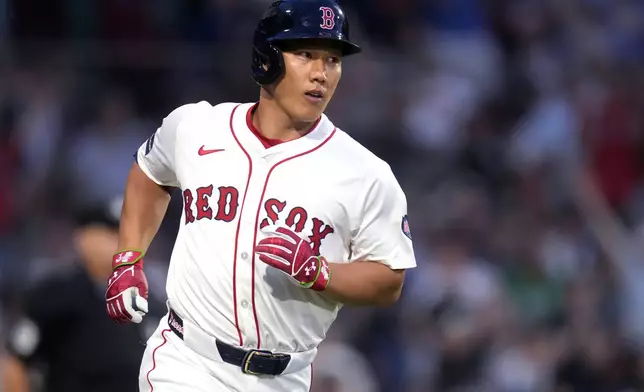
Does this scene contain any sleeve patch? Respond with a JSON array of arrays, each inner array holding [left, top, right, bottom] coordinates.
[[402, 215, 412, 240]]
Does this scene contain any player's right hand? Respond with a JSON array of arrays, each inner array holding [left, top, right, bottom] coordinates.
[[105, 250, 149, 324], [255, 226, 331, 291]]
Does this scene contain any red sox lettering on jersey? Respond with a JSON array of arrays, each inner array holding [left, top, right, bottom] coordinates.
[[183, 187, 334, 254], [182, 186, 239, 223], [134, 101, 416, 355]]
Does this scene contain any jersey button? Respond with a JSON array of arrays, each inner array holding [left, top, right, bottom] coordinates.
[[241, 300, 249, 308], [241, 252, 249, 260]]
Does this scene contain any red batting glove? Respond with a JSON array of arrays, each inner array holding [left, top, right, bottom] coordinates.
[[255, 226, 331, 291], [105, 250, 149, 324]]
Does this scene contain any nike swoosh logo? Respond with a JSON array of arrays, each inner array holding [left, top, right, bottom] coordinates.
[[198, 146, 225, 156]]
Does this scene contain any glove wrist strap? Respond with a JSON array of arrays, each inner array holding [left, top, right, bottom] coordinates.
[[306, 256, 331, 291], [112, 249, 145, 270]]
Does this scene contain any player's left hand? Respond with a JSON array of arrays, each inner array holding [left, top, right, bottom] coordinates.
[[255, 226, 331, 291]]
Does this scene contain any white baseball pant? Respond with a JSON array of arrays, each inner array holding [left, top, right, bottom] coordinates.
[[139, 314, 312, 392]]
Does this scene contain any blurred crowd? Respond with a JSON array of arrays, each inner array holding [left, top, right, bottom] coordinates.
[[2, 0, 644, 391]]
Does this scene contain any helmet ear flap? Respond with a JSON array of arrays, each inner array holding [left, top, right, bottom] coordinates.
[[252, 42, 284, 86]]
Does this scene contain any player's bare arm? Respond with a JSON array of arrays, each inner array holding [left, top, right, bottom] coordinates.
[[105, 97, 191, 326], [255, 233, 409, 307], [256, 238, 407, 306], [105, 162, 171, 325], [256, 213, 412, 307], [118, 162, 171, 251], [321, 261, 405, 306]]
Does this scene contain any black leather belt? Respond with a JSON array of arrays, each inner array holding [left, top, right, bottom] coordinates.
[[167, 308, 291, 376]]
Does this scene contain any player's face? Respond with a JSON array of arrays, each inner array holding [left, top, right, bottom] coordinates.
[[277, 43, 342, 122]]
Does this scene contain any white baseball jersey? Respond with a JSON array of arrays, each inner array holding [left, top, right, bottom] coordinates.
[[135, 101, 416, 353]]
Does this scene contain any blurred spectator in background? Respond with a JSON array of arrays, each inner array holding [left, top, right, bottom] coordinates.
[[401, 223, 506, 391], [312, 331, 379, 392], [0, 102, 20, 289], [65, 88, 146, 208], [1, 197, 161, 392], [572, 166, 644, 352]]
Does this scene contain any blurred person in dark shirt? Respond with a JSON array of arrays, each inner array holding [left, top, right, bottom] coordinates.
[[0, 105, 20, 235], [1, 197, 155, 392], [554, 328, 642, 392], [403, 225, 505, 391], [0, 104, 23, 297]]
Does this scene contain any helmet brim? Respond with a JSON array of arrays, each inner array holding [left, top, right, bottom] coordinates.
[[269, 36, 362, 57]]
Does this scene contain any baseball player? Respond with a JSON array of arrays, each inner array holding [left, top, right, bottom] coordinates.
[[105, 0, 416, 391]]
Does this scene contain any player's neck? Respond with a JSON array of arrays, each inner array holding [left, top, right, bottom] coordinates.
[[254, 95, 317, 141]]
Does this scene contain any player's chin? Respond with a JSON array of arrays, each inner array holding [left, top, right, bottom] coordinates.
[[297, 98, 327, 121]]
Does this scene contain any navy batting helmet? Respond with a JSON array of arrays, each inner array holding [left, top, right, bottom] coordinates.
[[251, 0, 362, 86]]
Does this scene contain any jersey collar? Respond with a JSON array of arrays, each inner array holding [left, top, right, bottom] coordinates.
[[231, 102, 333, 159]]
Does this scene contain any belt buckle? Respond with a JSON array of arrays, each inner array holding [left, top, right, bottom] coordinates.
[[242, 349, 274, 375]]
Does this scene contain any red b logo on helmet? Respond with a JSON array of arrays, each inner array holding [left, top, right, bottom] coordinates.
[[319, 6, 335, 30]]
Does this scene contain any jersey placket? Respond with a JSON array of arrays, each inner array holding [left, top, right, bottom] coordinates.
[[233, 157, 268, 349]]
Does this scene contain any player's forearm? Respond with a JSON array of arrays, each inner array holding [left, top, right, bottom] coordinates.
[[118, 163, 172, 252], [2, 355, 30, 392], [322, 261, 405, 306]]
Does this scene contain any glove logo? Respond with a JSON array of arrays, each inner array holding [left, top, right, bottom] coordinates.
[[320, 264, 329, 281], [305, 264, 316, 276], [115, 251, 135, 264]]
